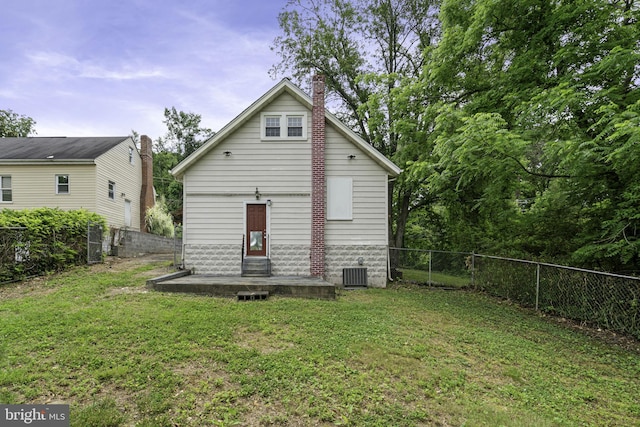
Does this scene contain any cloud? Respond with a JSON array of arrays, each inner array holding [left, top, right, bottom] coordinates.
[[26, 51, 168, 81], [1, 0, 290, 140]]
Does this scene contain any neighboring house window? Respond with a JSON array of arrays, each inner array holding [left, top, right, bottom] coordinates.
[[261, 113, 307, 140], [129, 147, 135, 164], [1, 176, 12, 202], [56, 175, 69, 194], [108, 181, 116, 200], [327, 177, 353, 220]]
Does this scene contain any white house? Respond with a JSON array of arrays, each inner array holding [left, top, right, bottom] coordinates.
[[0, 136, 155, 233], [171, 76, 401, 287]]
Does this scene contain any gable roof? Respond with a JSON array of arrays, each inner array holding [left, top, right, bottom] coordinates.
[[171, 78, 402, 178], [0, 137, 131, 163]]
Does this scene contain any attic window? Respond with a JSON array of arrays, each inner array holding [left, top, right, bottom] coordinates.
[[261, 113, 307, 140], [265, 117, 280, 137], [288, 116, 303, 137], [129, 147, 135, 164]]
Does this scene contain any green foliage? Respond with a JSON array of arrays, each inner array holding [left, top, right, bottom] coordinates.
[[71, 399, 126, 427], [159, 107, 214, 160], [0, 208, 106, 283], [151, 150, 183, 222], [145, 197, 175, 238], [0, 110, 36, 138], [273, 0, 440, 249], [0, 109, 36, 137], [135, 108, 214, 225], [402, 0, 640, 270]]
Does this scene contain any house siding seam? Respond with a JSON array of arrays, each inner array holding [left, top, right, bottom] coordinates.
[[325, 245, 388, 288], [310, 74, 326, 277]]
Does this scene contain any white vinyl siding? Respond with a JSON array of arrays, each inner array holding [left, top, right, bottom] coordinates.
[[184, 92, 311, 246], [325, 123, 389, 245], [0, 165, 96, 210], [95, 138, 142, 230], [181, 90, 390, 250]]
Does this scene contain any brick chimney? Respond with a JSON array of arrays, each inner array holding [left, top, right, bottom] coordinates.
[[310, 75, 326, 277], [140, 134, 154, 232]]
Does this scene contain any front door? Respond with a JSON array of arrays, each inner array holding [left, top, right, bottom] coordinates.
[[246, 204, 267, 257]]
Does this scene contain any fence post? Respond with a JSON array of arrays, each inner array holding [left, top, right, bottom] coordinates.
[[428, 250, 432, 285], [471, 252, 475, 288], [535, 263, 540, 311]]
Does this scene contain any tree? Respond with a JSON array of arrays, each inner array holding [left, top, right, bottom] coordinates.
[[0, 109, 36, 137], [143, 107, 216, 224], [272, 0, 441, 252], [160, 107, 214, 160], [418, 0, 640, 269]]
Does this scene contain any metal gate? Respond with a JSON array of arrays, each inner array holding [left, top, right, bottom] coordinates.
[[87, 222, 103, 264]]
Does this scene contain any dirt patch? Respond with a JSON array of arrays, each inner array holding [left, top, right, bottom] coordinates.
[[0, 254, 175, 301], [544, 314, 640, 355]]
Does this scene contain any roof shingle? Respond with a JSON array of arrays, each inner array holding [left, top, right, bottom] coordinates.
[[0, 137, 130, 160]]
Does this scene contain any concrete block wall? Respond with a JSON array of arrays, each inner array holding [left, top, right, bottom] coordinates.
[[113, 229, 181, 258]]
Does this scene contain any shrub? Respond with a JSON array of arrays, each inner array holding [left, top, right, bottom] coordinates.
[[145, 197, 175, 238], [0, 207, 106, 283]]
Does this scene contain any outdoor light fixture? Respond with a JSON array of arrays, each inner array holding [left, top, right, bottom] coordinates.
[[223, 151, 232, 157], [255, 187, 261, 200], [348, 154, 356, 159], [358, 257, 364, 265], [267, 199, 272, 206]]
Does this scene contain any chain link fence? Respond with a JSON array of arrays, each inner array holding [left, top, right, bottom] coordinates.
[[87, 221, 103, 264], [1, 224, 103, 284], [391, 248, 640, 340]]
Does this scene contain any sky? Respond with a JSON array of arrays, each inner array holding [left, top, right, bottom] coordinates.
[[0, 0, 290, 141]]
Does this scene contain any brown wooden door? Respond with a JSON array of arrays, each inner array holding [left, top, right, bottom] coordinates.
[[246, 204, 267, 256]]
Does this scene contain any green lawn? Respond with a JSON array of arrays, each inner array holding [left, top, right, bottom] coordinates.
[[1, 259, 639, 426]]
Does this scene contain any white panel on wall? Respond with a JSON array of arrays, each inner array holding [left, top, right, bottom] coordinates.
[[327, 177, 352, 220]]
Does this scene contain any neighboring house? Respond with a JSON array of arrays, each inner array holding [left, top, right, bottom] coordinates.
[[171, 76, 401, 287], [0, 136, 155, 232]]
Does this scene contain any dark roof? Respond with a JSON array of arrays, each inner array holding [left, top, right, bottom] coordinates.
[[0, 137, 130, 161]]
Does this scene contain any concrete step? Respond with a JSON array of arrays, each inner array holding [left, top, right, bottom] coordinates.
[[241, 258, 271, 277]]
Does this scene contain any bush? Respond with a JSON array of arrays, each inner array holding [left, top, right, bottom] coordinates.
[[0, 208, 106, 283], [145, 197, 175, 238]]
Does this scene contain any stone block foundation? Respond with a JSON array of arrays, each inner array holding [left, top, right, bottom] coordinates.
[[325, 245, 388, 288], [184, 243, 389, 287]]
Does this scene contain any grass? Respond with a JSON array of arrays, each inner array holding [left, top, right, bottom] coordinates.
[[1, 259, 639, 426]]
